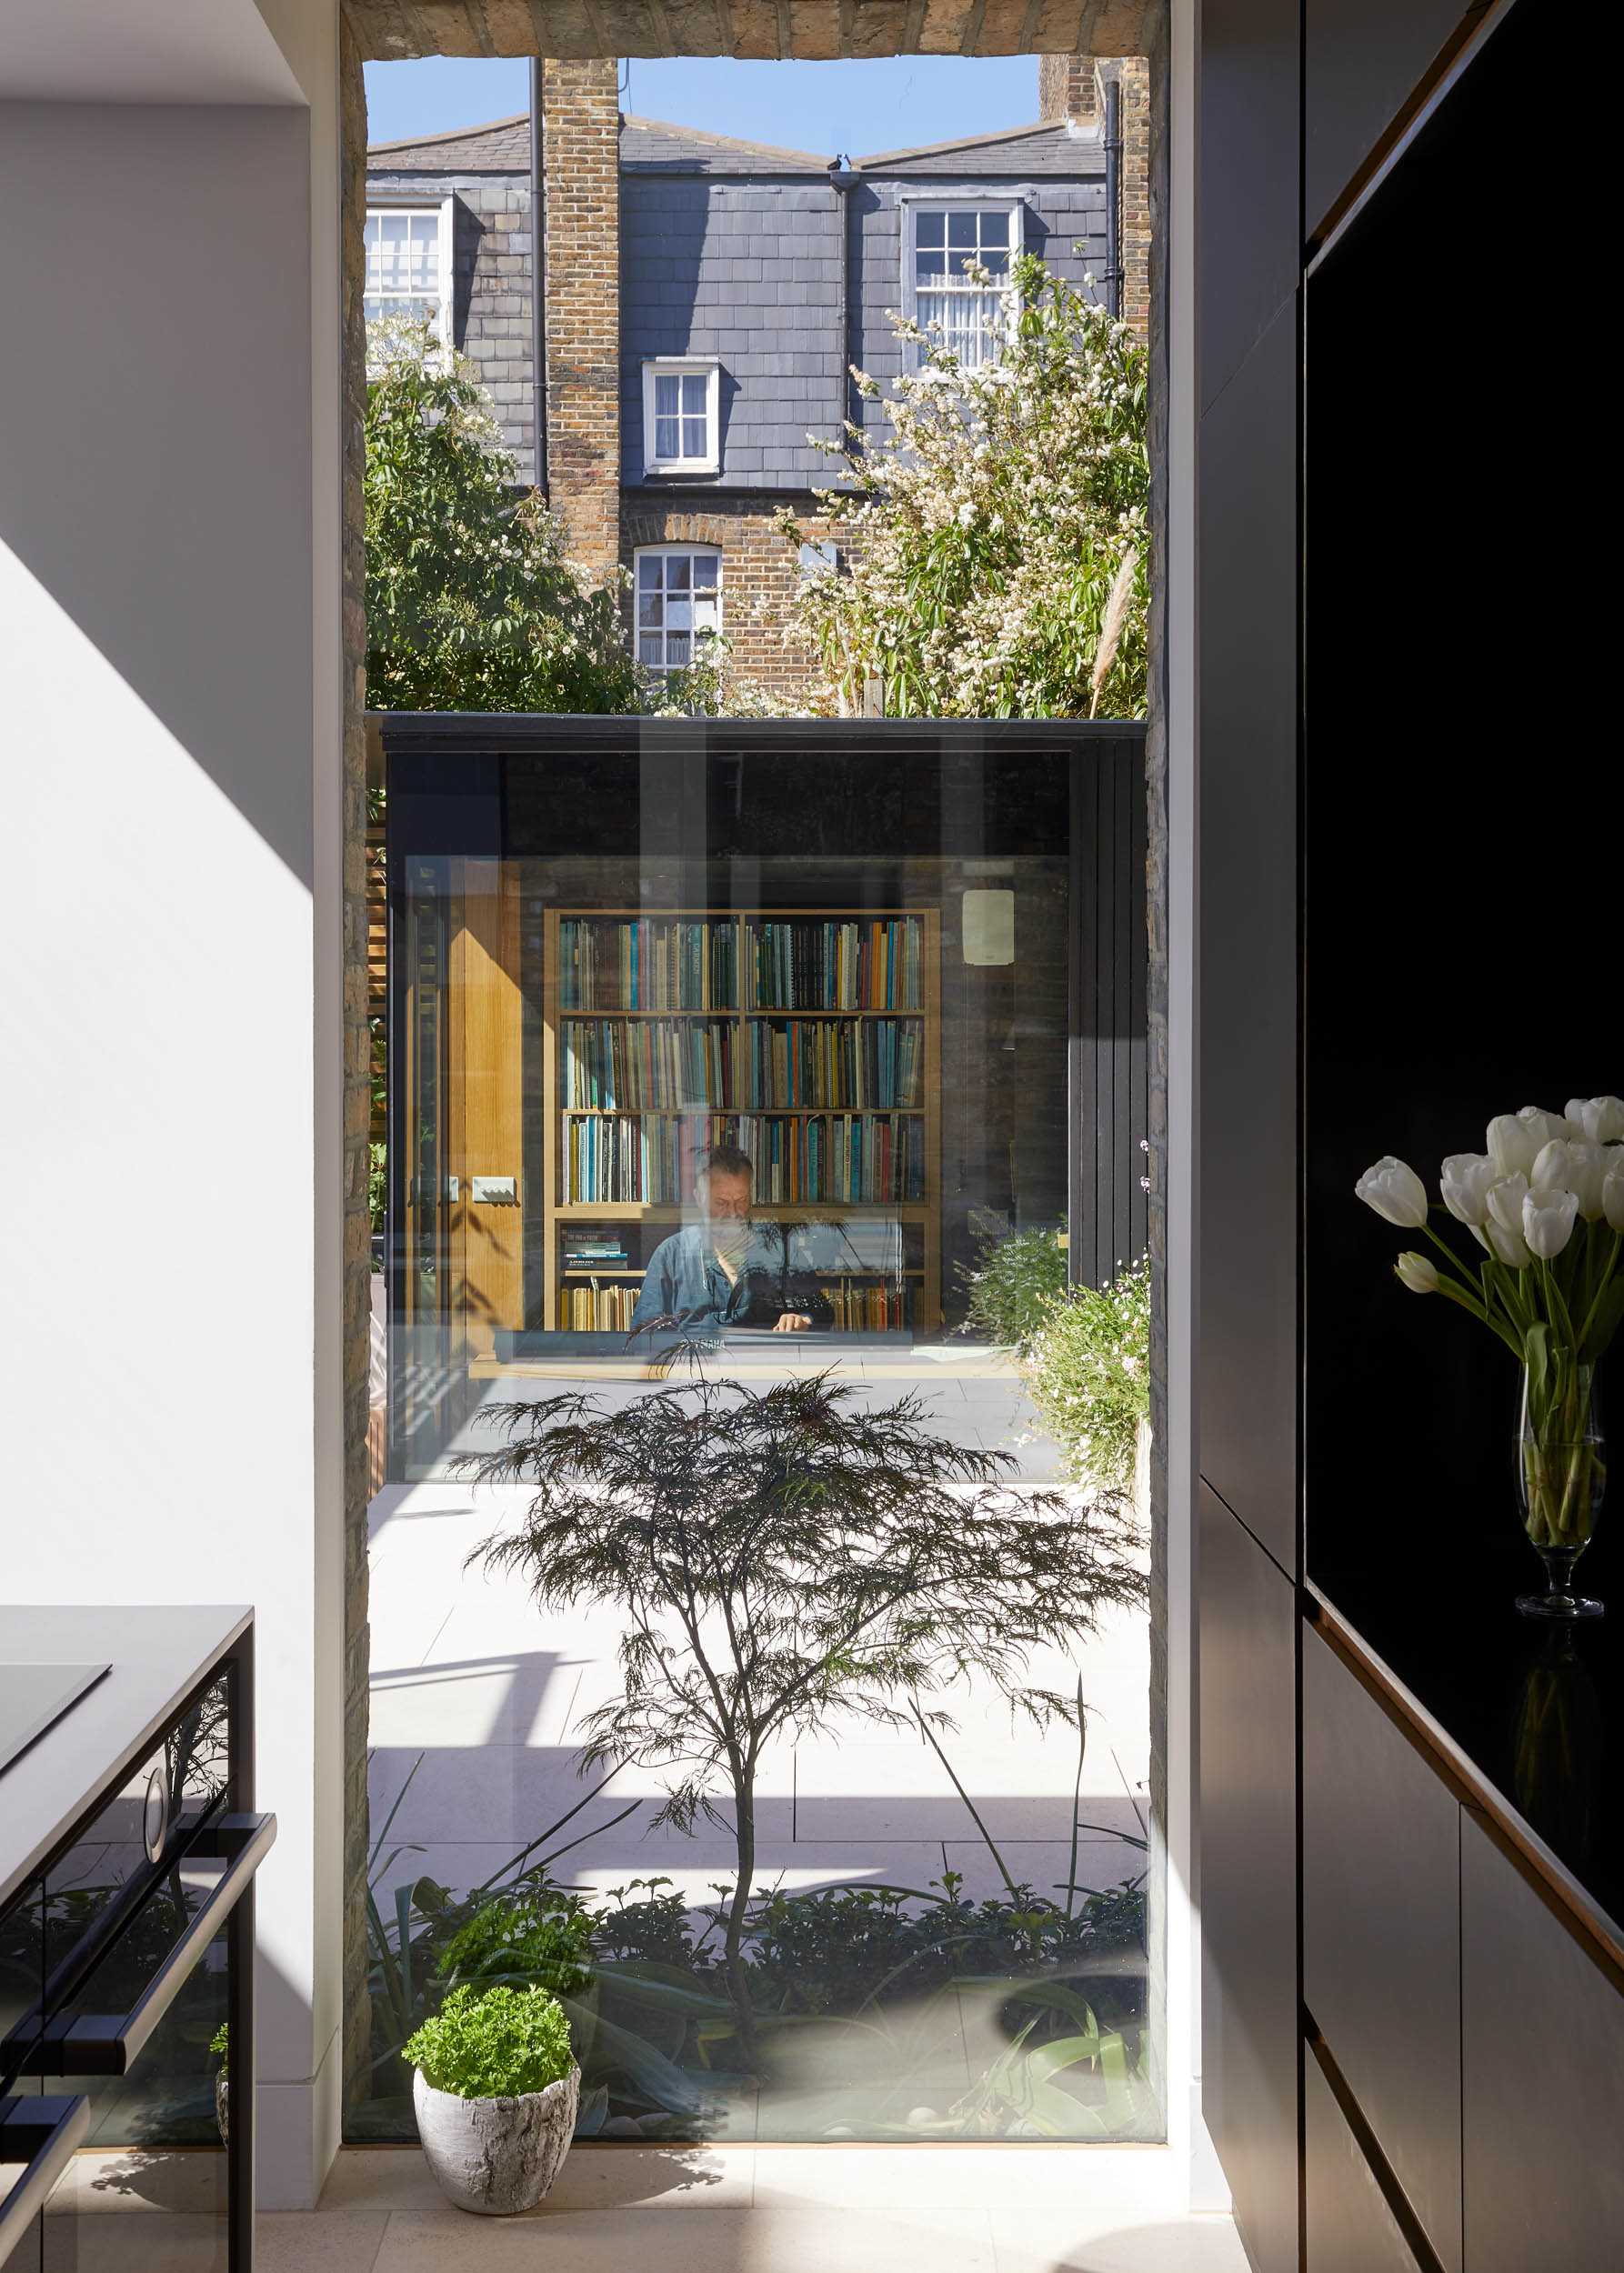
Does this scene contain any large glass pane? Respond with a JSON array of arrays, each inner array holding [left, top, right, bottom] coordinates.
[[373, 726, 1154, 2150]]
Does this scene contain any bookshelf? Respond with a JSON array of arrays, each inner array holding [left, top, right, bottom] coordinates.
[[541, 906, 942, 1333]]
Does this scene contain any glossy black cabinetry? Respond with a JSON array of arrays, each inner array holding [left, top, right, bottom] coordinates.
[[1303, 2056, 1423, 2273], [1303, 0, 1472, 236], [1302, 1631, 1460, 2272], [1460, 1815, 1624, 2273], [1199, 1487, 1299, 2273], [1198, 0, 1299, 411], [1198, 0, 1624, 2265], [1197, 294, 1299, 1573]]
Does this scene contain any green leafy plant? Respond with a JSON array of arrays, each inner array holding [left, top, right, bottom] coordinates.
[[457, 1368, 1144, 2068], [780, 255, 1148, 720], [402, 1982, 574, 2101], [364, 1749, 637, 2089], [957, 1221, 1068, 1349], [209, 2022, 228, 2077], [438, 1887, 595, 1998], [1024, 1257, 1151, 1495], [366, 317, 645, 716]]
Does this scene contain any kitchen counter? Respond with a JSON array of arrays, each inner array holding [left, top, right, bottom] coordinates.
[[0, 1605, 248, 1912]]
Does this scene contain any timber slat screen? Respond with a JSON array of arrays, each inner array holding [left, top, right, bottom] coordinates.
[[1071, 731, 1150, 1288]]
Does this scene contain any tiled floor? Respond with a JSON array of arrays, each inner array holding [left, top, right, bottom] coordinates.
[[258, 2146, 1248, 2272]]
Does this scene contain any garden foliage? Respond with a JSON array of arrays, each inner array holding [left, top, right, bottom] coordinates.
[[456, 1368, 1144, 2063], [780, 256, 1148, 720], [365, 319, 643, 716]]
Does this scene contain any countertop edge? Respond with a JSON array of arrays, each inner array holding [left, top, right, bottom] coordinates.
[[0, 1604, 252, 1914]]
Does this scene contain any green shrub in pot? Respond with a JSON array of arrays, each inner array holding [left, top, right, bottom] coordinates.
[[402, 1985, 579, 2216]]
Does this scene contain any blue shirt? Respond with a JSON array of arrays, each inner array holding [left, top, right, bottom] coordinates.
[[630, 1222, 831, 1336]]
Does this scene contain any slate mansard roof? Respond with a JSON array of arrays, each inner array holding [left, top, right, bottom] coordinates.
[[367, 110, 1110, 496], [366, 111, 1105, 178]]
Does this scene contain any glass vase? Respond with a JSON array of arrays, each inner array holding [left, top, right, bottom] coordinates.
[[1515, 1360, 1605, 1619]]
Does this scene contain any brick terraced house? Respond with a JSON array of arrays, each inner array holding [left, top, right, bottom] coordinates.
[[366, 54, 1148, 699]]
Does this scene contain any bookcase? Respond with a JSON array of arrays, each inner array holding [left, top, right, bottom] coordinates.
[[540, 906, 942, 1333]]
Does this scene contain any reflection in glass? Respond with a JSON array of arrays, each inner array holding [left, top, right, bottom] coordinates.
[[1512, 1625, 1604, 1865], [372, 728, 1154, 2147]]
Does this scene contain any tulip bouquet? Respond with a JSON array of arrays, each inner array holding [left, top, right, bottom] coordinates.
[[1357, 1098, 1624, 1617]]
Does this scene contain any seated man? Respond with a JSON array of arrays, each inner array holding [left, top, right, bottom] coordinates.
[[630, 1143, 833, 1337]]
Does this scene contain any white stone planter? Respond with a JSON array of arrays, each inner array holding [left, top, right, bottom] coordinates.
[[215, 2074, 229, 2145], [412, 2063, 580, 2217]]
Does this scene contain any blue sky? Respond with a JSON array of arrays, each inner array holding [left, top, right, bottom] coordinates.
[[364, 55, 1041, 160]]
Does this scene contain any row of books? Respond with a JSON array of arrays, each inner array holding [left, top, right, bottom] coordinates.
[[563, 1283, 640, 1332], [827, 1281, 912, 1332], [559, 918, 739, 1011], [561, 1017, 924, 1112], [561, 1277, 907, 1334], [562, 1114, 927, 1204], [556, 916, 925, 1012], [749, 919, 924, 1012]]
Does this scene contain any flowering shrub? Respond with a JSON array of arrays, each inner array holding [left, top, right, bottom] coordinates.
[[403, 1983, 574, 2101], [958, 1222, 1069, 1349], [779, 256, 1148, 719], [1023, 1257, 1151, 1496], [365, 319, 644, 715]]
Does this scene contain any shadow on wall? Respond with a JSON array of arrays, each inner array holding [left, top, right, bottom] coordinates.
[[0, 103, 318, 884]]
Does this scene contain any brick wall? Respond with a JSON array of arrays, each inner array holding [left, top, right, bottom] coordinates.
[[543, 59, 620, 585], [1039, 50, 1151, 340], [620, 494, 841, 703]]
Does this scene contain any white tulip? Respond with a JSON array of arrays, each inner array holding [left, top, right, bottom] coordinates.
[[1439, 1152, 1498, 1227], [1488, 1108, 1569, 1177], [1560, 1139, 1607, 1222], [1486, 1173, 1529, 1237], [1355, 1157, 1429, 1229], [1395, 1252, 1439, 1294], [1566, 1096, 1624, 1145], [1604, 1149, 1624, 1235], [1522, 1186, 1579, 1260], [1482, 1217, 1532, 1267]]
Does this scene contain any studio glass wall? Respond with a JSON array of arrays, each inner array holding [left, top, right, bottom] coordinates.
[[364, 716, 1152, 2146]]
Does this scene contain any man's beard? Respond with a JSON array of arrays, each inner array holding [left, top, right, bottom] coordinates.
[[710, 1217, 749, 1264]]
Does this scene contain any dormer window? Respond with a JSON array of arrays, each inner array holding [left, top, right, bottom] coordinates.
[[363, 203, 454, 342], [905, 201, 1021, 368], [642, 359, 720, 476]]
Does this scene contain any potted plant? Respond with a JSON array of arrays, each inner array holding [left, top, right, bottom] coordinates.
[[402, 1983, 579, 2216], [210, 2022, 229, 2142]]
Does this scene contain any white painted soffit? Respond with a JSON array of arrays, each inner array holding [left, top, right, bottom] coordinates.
[[2, 0, 304, 105]]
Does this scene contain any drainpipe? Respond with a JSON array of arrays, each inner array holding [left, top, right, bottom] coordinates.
[[530, 57, 548, 496], [1102, 73, 1123, 320], [827, 155, 857, 448]]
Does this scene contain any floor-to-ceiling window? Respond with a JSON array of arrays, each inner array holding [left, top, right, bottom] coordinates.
[[356, 716, 1155, 2146]]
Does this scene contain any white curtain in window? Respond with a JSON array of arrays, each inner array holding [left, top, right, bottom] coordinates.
[[912, 205, 1013, 368]]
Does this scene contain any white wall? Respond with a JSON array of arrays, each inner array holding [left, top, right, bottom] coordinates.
[[0, 0, 344, 2210]]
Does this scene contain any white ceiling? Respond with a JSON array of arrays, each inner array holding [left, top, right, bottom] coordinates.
[[1, 0, 304, 105]]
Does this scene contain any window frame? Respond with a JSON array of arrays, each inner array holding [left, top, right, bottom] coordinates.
[[640, 358, 722, 477], [363, 195, 455, 345], [633, 544, 725, 679], [899, 194, 1026, 366]]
